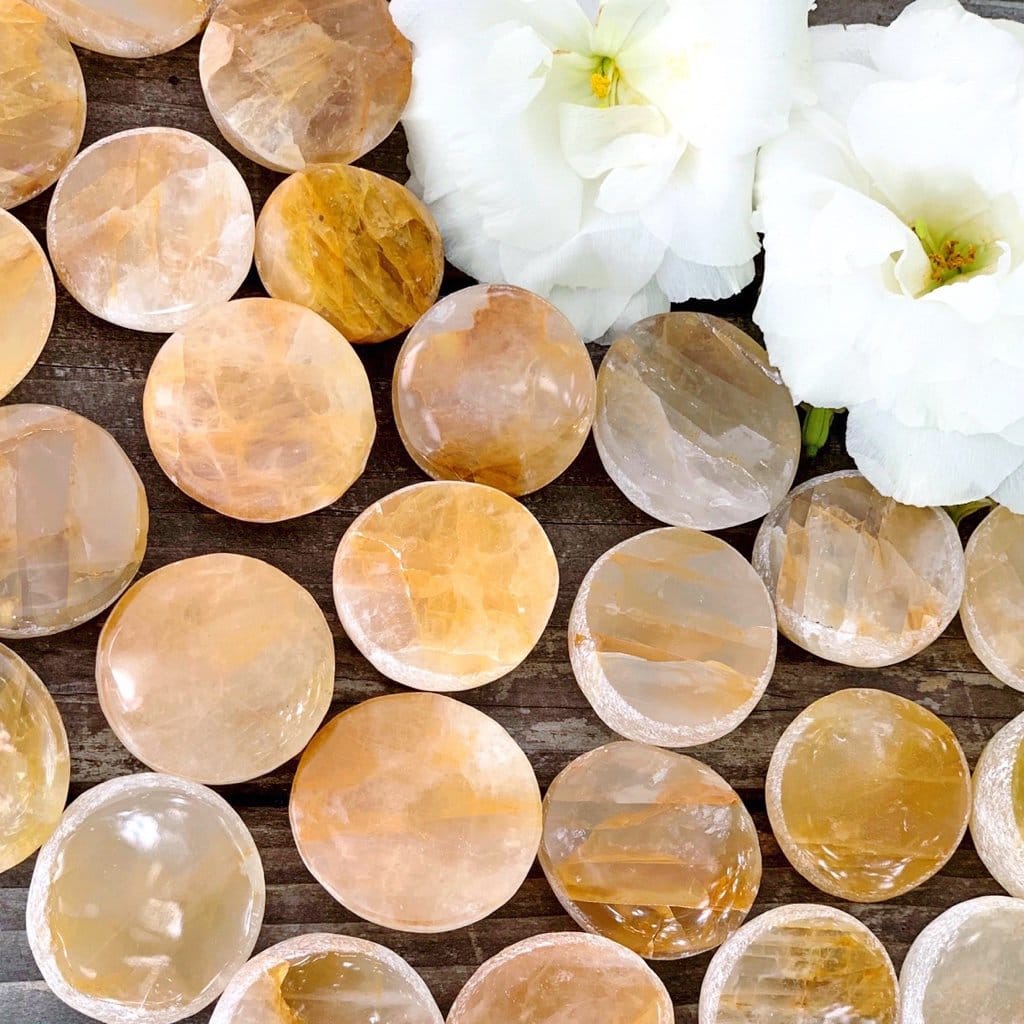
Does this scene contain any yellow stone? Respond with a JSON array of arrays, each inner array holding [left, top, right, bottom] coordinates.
[[767, 689, 971, 902], [144, 298, 376, 524], [0, 645, 69, 875], [0, 0, 85, 209], [393, 285, 597, 496], [96, 554, 335, 786], [256, 164, 444, 345], [290, 693, 542, 933], [333, 481, 558, 691]]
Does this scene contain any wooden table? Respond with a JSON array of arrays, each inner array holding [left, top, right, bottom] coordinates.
[[2, 2, 1020, 1020]]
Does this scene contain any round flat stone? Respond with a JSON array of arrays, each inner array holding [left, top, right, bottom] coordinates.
[[97, 554, 335, 786], [447, 933, 674, 1024], [200, 0, 412, 173], [144, 298, 375, 523], [569, 528, 776, 748], [256, 164, 443, 345], [333, 481, 558, 691], [290, 693, 542, 933], [767, 689, 971, 903], [393, 285, 596, 496], [47, 127, 254, 332], [0, 405, 148, 638], [699, 904, 899, 1024], [0, 645, 69, 875], [27, 774, 265, 1024], [209, 934, 443, 1024], [753, 471, 964, 667], [1, 0, 85, 209]]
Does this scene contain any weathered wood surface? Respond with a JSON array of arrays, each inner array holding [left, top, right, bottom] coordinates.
[[2, 1, 1021, 1020]]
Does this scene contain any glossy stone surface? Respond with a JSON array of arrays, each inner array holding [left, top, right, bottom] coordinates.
[[393, 285, 596, 496], [753, 471, 964, 668], [333, 482, 558, 691], [97, 554, 335, 786], [290, 693, 541, 933], [699, 904, 899, 1024], [27, 774, 265, 1024], [0, 645, 69, 875], [144, 298, 375, 523], [767, 689, 971, 903], [47, 128, 254, 332], [209, 934, 443, 1024], [569, 528, 776, 748], [256, 164, 443, 345], [0, 0, 85, 209], [200, 0, 412, 173], [447, 933, 674, 1024], [0, 405, 148, 638]]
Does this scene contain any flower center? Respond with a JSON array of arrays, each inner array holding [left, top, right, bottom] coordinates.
[[590, 56, 622, 106], [912, 219, 983, 289]]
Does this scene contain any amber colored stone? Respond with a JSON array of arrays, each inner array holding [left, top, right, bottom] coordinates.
[[0, 0, 85, 209], [393, 285, 596, 496], [144, 298, 376, 524], [47, 127, 255, 332], [753, 471, 964, 668], [0, 405, 148, 638], [569, 528, 776, 748], [290, 693, 542, 933], [27, 774, 265, 1024], [767, 689, 971, 903], [333, 481, 558, 691], [200, 0, 412, 173], [0, 645, 69, 875], [256, 164, 444, 345], [699, 904, 899, 1024]]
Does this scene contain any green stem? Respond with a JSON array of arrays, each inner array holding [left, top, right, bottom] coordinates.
[[801, 406, 839, 458], [945, 499, 996, 527]]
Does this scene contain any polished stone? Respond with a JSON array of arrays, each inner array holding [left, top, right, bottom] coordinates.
[[97, 554, 335, 786], [767, 689, 971, 903], [699, 904, 899, 1024], [144, 298, 375, 523], [0, 644, 69, 875], [753, 471, 964, 667], [27, 774, 265, 1024], [256, 164, 443, 344], [290, 693, 541, 933], [47, 127, 254, 332], [0, 404, 148, 638], [333, 481, 558, 691], [447, 933, 674, 1024], [540, 741, 761, 960], [200, 0, 412, 173], [0, 0, 85, 209], [570, 528, 776, 748]]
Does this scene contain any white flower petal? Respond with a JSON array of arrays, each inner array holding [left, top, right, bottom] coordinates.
[[655, 255, 755, 304], [810, 22, 883, 65], [993, 463, 1024, 513]]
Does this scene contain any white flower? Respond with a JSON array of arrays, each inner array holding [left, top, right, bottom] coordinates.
[[391, 0, 811, 340], [755, 0, 1024, 511]]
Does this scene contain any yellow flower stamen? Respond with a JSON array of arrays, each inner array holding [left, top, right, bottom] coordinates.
[[912, 219, 982, 287], [590, 56, 620, 106]]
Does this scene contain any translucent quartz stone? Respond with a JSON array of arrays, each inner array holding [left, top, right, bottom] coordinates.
[[569, 528, 776, 748], [144, 298, 375, 523], [290, 693, 542, 933], [200, 0, 412, 173], [0, 645, 69, 874], [256, 164, 444, 345], [209, 934, 443, 1024], [96, 554, 335, 786], [753, 471, 964, 668], [447, 933, 674, 1024], [0, 405, 148, 638], [27, 774, 265, 1024], [47, 127, 254, 332], [767, 689, 971, 903], [393, 285, 596, 496], [594, 313, 800, 531], [0, 0, 85, 209], [900, 897, 1024, 1024], [699, 904, 899, 1024]]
